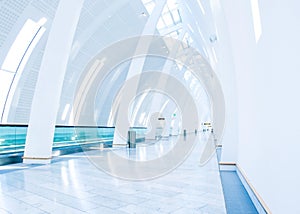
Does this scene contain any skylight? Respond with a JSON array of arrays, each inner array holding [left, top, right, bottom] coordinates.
[[0, 71, 14, 117], [1, 19, 43, 72], [196, 0, 205, 15], [182, 32, 193, 48], [162, 13, 173, 27], [156, 0, 182, 37], [0, 18, 47, 122], [61, 104, 70, 121], [141, 0, 156, 15], [250, 0, 262, 43]]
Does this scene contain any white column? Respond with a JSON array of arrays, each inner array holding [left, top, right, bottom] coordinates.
[[143, 30, 186, 139], [23, 0, 84, 164], [126, 0, 167, 79], [113, 0, 167, 146]]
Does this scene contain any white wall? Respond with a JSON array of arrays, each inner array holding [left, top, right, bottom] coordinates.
[[208, 0, 239, 163], [182, 0, 240, 162], [221, 0, 300, 213]]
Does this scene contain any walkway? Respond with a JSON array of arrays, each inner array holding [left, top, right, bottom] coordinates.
[[0, 134, 226, 213]]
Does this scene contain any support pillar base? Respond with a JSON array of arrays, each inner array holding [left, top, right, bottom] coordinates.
[[22, 157, 52, 164]]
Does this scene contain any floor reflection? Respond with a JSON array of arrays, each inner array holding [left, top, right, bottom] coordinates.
[[0, 132, 225, 213]]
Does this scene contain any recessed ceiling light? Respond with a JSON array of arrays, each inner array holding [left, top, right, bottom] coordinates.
[[209, 34, 217, 43], [140, 12, 147, 17]]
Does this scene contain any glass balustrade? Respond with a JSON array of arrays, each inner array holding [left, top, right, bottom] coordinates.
[[0, 125, 147, 156]]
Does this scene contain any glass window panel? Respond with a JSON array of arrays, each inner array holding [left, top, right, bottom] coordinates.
[[171, 10, 181, 23], [0, 70, 14, 115], [141, 0, 152, 4], [1, 19, 41, 72], [162, 5, 169, 14], [168, 31, 178, 39], [157, 18, 165, 30], [145, 2, 155, 14], [162, 13, 173, 27], [167, 0, 178, 10]]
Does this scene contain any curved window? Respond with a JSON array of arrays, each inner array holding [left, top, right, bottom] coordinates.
[[0, 18, 46, 123]]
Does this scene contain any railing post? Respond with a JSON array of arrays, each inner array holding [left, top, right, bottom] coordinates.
[[128, 130, 136, 148]]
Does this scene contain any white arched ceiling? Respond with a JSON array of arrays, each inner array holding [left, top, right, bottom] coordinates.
[[58, 0, 151, 125], [0, 0, 150, 124], [0, 0, 220, 127], [0, 0, 232, 158]]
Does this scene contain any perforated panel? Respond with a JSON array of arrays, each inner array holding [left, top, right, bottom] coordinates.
[[31, 0, 59, 19], [11, 41, 46, 123], [56, 0, 150, 125], [85, 0, 107, 17], [0, 0, 30, 48], [1, 0, 60, 123]]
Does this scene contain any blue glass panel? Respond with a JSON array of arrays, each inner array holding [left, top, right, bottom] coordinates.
[[0, 125, 147, 157]]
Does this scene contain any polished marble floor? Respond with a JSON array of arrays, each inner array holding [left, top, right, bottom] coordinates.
[[0, 133, 226, 213]]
